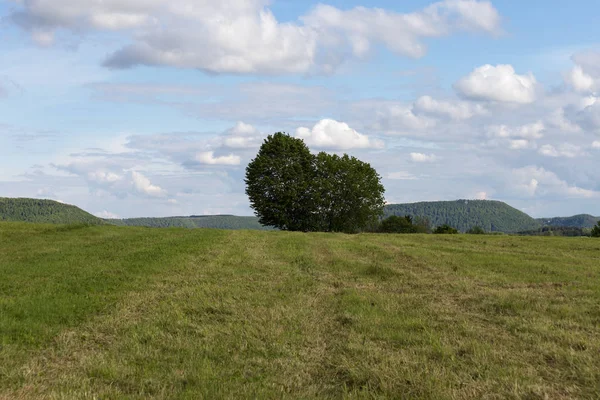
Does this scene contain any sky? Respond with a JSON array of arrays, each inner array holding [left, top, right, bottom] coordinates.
[[1, 0, 599, 219]]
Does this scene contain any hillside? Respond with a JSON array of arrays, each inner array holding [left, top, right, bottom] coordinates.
[[384, 200, 541, 233], [109, 215, 272, 230], [0, 197, 103, 225], [1, 222, 599, 399], [538, 214, 600, 229]]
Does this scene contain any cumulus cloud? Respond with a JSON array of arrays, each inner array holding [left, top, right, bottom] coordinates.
[[487, 122, 545, 140], [221, 122, 264, 149], [566, 66, 596, 93], [95, 210, 120, 219], [454, 64, 537, 104], [410, 153, 437, 162], [10, 0, 501, 75], [296, 119, 383, 150], [387, 171, 417, 180], [195, 151, 241, 166], [413, 95, 487, 120], [592, 141, 600, 149], [512, 166, 599, 199], [131, 171, 167, 197], [538, 144, 583, 158], [575, 99, 600, 132]]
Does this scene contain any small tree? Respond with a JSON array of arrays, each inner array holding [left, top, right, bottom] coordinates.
[[592, 222, 600, 238], [434, 224, 459, 234], [467, 226, 485, 235]]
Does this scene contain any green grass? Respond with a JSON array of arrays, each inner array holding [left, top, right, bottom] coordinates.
[[1, 222, 600, 399]]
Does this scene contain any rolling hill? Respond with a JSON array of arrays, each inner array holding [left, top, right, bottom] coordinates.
[[384, 200, 541, 233], [0, 197, 104, 225], [537, 214, 600, 229], [109, 215, 273, 230]]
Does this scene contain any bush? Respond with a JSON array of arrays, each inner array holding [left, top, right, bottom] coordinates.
[[434, 224, 459, 234], [379, 215, 416, 233], [466, 226, 485, 234]]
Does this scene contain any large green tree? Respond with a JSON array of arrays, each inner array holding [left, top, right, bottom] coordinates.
[[245, 133, 317, 231], [245, 134, 385, 233], [313, 153, 386, 233]]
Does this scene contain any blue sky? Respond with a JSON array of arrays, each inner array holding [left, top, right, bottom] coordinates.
[[1, 0, 600, 218]]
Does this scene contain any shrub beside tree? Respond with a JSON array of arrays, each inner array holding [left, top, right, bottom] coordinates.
[[433, 224, 459, 234], [379, 215, 416, 233], [245, 133, 385, 233]]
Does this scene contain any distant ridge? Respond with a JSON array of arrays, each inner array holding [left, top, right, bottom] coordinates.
[[1, 197, 598, 233], [0, 198, 104, 225], [109, 215, 273, 230], [384, 200, 541, 233], [537, 214, 600, 229]]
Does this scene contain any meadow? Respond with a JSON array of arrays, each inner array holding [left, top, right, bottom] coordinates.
[[1, 222, 599, 399]]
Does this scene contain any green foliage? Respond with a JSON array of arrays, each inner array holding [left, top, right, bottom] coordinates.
[[245, 133, 385, 233], [519, 226, 591, 237], [385, 200, 540, 233], [313, 152, 385, 233], [379, 215, 417, 233], [109, 215, 273, 230], [0, 198, 103, 225], [434, 224, 459, 234], [467, 226, 486, 234], [592, 222, 600, 238], [245, 133, 317, 231], [2, 222, 600, 398], [538, 214, 600, 229]]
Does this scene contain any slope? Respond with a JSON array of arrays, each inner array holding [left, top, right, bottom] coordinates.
[[0, 197, 104, 225], [537, 214, 600, 229], [1, 222, 599, 399], [109, 215, 272, 230], [384, 199, 541, 233]]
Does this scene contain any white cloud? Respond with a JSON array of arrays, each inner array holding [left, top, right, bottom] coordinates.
[[296, 119, 383, 150], [487, 121, 545, 140], [592, 141, 600, 149], [512, 166, 599, 199], [475, 191, 488, 200], [414, 95, 487, 120], [454, 64, 537, 104], [96, 210, 120, 219], [547, 109, 581, 133], [509, 139, 533, 150], [538, 143, 583, 158], [387, 171, 417, 180], [410, 152, 437, 162], [131, 171, 167, 197], [195, 151, 241, 166], [221, 122, 264, 149], [566, 66, 596, 93], [11, 0, 501, 75]]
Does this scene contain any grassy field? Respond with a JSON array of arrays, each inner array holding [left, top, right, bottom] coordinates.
[[1, 222, 599, 399]]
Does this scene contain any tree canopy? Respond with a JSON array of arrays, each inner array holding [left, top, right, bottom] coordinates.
[[245, 133, 385, 233], [592, 222, 600, 238]]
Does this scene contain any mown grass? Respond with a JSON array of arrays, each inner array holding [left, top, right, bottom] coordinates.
[[1, 222, 599, 399]]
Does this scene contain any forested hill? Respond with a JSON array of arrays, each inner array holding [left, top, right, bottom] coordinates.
[[0, 198, 104, 225], [384, 200, 541, 233], [109, 215, 273, 230], [537, 214, 600, 229]]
